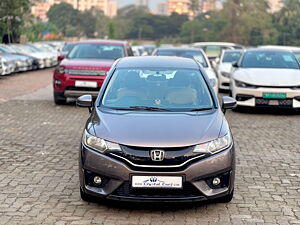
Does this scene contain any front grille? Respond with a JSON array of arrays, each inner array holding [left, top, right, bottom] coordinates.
[[112, 181, 202, 199], [67, 69, 106, 76]]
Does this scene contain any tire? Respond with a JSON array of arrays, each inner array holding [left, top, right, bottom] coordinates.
[[80, 188, 94, 202], [217, 190, 234, 203], [54, 92, 66, 105]]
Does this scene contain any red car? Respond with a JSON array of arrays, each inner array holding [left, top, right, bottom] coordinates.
[[53, 40, 133, 104]]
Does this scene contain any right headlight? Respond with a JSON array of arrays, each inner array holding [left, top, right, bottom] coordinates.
[[221, 71, 230, 78], [82, 130, 121, 153], [235, 80, 256, 88], [193, 133, 232, 154]]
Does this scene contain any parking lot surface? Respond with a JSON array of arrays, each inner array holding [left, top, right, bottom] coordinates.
[[0, 70, 299, 225]]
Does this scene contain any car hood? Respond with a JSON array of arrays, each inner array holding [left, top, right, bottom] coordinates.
[[218, 63, 232, 73], [90, 109, 223, 148], [233, 68, 300, 86], [62, 59, 114, 69]]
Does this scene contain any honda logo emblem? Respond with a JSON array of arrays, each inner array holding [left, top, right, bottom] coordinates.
[[150, 150, 165, 161]]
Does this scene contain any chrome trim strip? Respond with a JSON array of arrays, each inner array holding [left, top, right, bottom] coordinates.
[[109, 153, 205, 168]]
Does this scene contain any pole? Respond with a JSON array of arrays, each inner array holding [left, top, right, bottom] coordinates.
[[77, 0, 80, 40]]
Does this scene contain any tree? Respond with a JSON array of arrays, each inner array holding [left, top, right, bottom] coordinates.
[[275, 0, 300, 45], [47, 2, 78, 37], [0, 0, 32, 43], [188, 0, 200, 42], [23, 22, 59, 42]]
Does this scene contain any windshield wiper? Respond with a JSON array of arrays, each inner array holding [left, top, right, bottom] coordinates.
[[129, 106, 171, 111], [190, 107, 213, 112]]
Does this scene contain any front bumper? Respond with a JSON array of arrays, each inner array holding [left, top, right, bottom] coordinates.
[[79, 144, 235, 202], [232, 85, 300, 108]]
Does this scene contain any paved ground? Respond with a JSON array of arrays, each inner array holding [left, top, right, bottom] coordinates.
[[0, 70, 299, 225]]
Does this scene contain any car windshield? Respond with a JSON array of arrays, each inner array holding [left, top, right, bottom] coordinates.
[[156, 50, 208, 67], [101, 68, 214, 111], [240, 51, 300, 69], [68, 43, 125, 60], [222, 51, 242, 63]]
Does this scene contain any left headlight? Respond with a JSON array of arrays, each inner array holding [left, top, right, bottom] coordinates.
[[193, 132, 232, 154], [82, 130, 121, 153]]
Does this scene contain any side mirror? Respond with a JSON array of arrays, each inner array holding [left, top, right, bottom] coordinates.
[[232, 61, 239, 68], [77, 95, 93, 112], [222, 96, 237, 113], [58, 55, 65, 61]]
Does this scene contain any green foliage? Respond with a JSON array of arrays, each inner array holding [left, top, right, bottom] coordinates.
[[23, 22, 58, 42], [0, 0, 32, 42], [47, 2, 78, 37]]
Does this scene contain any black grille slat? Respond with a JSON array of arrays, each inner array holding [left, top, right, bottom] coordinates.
[[112, 182, 202, 198]]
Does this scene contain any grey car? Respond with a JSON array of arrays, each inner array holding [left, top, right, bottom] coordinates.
[[77, 56, 236, 203]]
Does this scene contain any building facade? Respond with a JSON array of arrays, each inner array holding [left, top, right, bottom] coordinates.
[[166, 0, 217, 18], [31, 0, 118, 21]]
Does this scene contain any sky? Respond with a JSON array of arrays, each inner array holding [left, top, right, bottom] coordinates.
[[114, 0, 166, 11]]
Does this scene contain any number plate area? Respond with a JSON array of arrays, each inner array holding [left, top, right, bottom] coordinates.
[[131, 176, 183, 189]]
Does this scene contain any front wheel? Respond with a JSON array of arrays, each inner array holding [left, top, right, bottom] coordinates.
[[54, 92, 66, 105]]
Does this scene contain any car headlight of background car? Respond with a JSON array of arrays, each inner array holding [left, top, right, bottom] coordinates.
[[193, 132, 232, 154], [235, 80, 256, 88], [221, 71, 231, 78], [83, 130, 121, 153]]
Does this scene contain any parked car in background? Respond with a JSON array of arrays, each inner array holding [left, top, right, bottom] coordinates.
[[61, 43, 76, 57], [28, 44, 58, 66], [143, 44, 156, 55], [216, 50, 242, 90], [230, 49, 300, 109], [9, 44, 49, 69], [0, 55, 17, 75], [191, 42, 244, 69], [0, 44, 39, 70], [53, 40, 133, 104], [152, 47, 219, 94], [77, 56, 236, 203]]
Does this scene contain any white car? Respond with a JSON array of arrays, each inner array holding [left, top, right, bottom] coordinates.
[[230, 48, 300, 109], [191, 42, 244, 69], [152, 47, 219, 94], [217, 50, 242, 90]]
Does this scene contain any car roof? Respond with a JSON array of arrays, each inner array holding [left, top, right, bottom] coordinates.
[[156, 47, 202, 52], [244, 48, 295, 53], [258, 45, 300, 51], [77, 39, 127, 45], [116, 56, 200, 69], [192, 42, 241, 47]]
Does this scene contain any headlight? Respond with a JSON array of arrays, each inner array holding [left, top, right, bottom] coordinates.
[[221, 72, 230, 78], [55, 66, 65, 74], [83, 130, 121, 153], [209, 78, 217, 87], [193, 133, 232, 154], [235, 80, 256, 88]]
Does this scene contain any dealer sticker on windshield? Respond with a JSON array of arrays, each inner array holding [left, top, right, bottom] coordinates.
[[263, 92, 286, 99], [132, 176, 182, 189]]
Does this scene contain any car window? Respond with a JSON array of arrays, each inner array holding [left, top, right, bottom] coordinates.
[[63, 43, 75, 52], [156, 50, 208, 67], [101, 68, 214, 111], [68, 43, 125, 60], [241, 51, 300, 69], [222, 51, 242, 63]]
